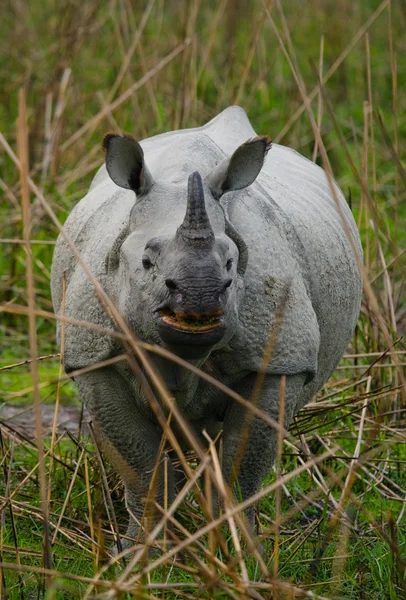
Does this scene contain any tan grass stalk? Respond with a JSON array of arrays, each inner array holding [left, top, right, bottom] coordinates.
[[83, 452, 97, 565], [47, 273, 66, 505], [365, 33, 377, 203], [0, 353, 60, 372], [388, 0, 399, 240], [0, 435, 23, 596], [0, 238, 55, 245], [344, 351, 406, 358], [39, 68, 71, 187], [17, 87, 52, 572], [336, 362, 406, 371], [204, 458, 216, 573], [41, 92, 53, 184], [131, 411, 174, 552], [312, 34, 324, 162], [51, 447, 85, 543], [362, 100, 371, 274], [272, 375, 286, 585], [331, 504, 350, 589], [206, 432, 250, 586], [345, 414, 406, 443], [87, 424, 123, 556]]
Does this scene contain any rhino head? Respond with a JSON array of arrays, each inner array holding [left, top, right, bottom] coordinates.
[[102, 132, 271, 360]]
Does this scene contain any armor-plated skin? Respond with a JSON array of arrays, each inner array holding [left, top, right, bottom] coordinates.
[[51, 106, 362, 545]]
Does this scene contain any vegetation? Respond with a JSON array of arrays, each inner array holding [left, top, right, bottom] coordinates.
[[0, 0, 405, 598]]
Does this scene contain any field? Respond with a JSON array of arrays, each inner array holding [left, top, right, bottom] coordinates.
[[0, 0, 405, 598]]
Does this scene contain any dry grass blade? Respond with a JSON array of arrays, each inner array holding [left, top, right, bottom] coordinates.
[[51, 447, 85, 544], [0, 434, 24, 597], [272, 375, 286, 585], [47, 273, 66, 507], [312, 34, 324, 162], [336, 377, 371, 516], [0, 238, 55, 245], [17, 88, 52, 574], [87, 424, 123, 558]]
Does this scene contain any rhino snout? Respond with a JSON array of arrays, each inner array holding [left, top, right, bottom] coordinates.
[[162, 275, 232, 315], [154, 275, 233, 358], [164, 276, 232, 298]]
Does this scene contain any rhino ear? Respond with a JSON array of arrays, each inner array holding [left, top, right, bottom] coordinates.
[[102, 133, 154, 196], [206, 136, 272, 200]]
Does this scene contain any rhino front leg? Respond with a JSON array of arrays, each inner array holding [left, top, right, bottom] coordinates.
[[75, 366, 174, 549], [221, 373, 307, 527]]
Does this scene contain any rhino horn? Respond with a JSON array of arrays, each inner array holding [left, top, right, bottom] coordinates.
[[177, 171, 214, 243]]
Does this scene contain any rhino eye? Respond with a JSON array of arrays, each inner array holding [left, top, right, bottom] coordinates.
[[226, 258, 233, 271], [142, 255, 153, 269]]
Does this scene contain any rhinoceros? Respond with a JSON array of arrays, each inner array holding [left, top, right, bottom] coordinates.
[[51, 106, 362, 548]]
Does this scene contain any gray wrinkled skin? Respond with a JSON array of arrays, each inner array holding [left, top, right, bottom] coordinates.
[[51, 106, 362, 546]]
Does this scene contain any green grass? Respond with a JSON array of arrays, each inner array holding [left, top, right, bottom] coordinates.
[[1, 0, 405, 598]]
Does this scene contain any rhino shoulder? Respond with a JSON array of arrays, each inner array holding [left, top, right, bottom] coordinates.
[[60, 268, 118, 371], [52, 188, 134, 369]]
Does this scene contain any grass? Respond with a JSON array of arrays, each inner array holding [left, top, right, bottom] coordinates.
[[0, 0, 405, 598]]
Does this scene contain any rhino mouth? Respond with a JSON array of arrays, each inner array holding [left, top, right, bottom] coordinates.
[[158, 308, 224, 333]]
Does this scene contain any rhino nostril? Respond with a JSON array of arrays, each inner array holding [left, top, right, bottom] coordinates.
[[223, 278, 232, 291], [165, 278, 178, 291]]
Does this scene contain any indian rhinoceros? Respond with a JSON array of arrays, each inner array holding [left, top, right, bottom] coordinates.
[[51, 106, 362, 548]]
